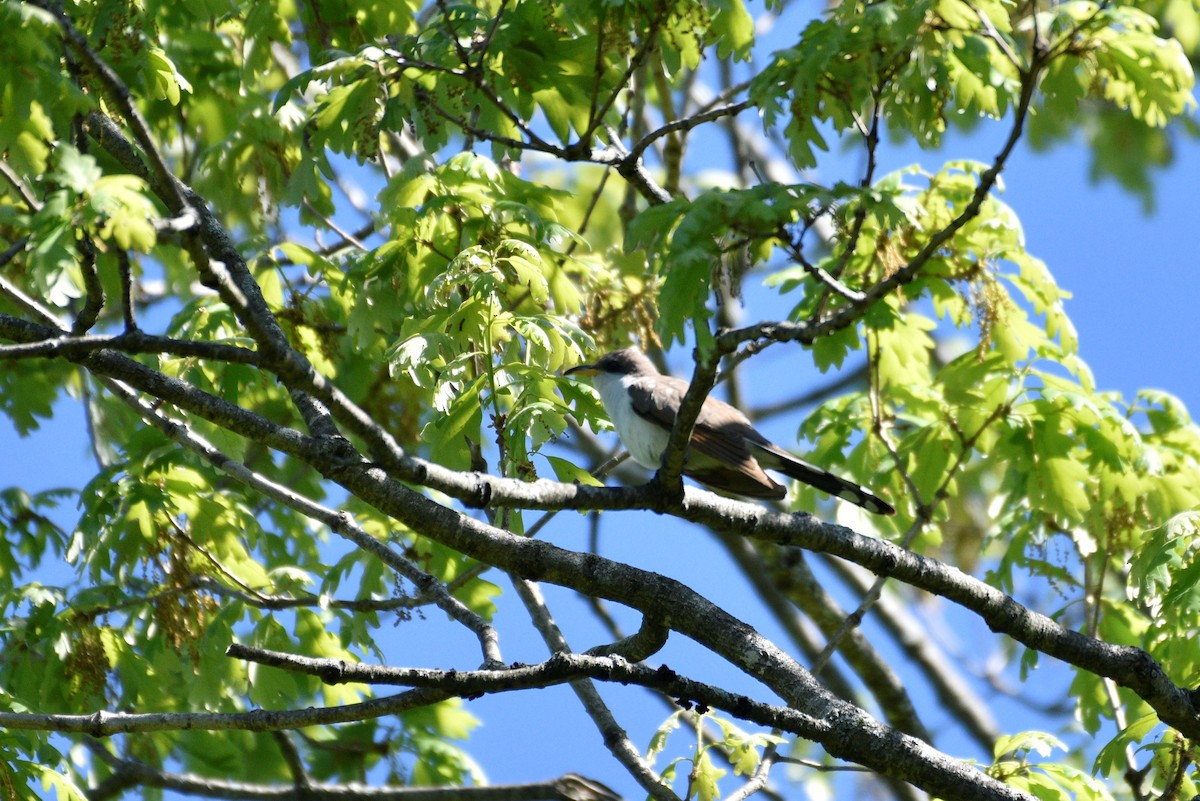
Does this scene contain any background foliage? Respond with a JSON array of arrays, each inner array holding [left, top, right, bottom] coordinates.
[[0, 0, 1199, 800]]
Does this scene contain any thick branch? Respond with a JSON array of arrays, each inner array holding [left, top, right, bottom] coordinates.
[[79, 110, 417, 479], [307, 472, 1035, 801]]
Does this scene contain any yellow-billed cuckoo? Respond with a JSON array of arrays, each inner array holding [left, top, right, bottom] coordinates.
[[566, 348, 895, 515]]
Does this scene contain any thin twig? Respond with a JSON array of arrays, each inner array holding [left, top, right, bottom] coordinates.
[[627, 100, 752, 162], [0, 161, 42, 210], [117, 250, 138, 331]]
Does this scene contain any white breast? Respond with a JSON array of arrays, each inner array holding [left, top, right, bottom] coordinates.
[[590, 373, 670, 469]]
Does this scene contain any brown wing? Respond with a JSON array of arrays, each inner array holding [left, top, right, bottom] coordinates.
[[626, 376, 784, 498]]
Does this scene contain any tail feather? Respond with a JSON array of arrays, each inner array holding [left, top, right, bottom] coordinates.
[[750, 442, 896, 516]]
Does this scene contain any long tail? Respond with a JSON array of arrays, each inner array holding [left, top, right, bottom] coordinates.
[[751, 442, 896, 515]]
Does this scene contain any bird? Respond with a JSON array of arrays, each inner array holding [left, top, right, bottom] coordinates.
[[565, 348, 895, 515]]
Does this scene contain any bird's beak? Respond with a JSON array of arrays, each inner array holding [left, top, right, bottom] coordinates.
[[563, 363, 599, 377]]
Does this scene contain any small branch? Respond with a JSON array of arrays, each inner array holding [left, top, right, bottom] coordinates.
[[273, 222, 377, 265], [724, 737, 779, 801], [627, 100, 752, 163], [717, 48, 1047, 357], [73, 573, 440, 619], [796, 86, 884, 317], [301, 198, 371, 252], [968, 1, 1023, 69], [86, 740, 611, 801], [0, 329, 261, 365], [0, 686, 457, 736], [1103, 675, 1146, 801], [0, 275, 66, 330], [474, 0, 510, 66], [783, 233, 867, 303], [116, 250, 138, 331], [72, 235, 104, 334], [30, 0, 188, 214], [0, 237, 30, 270], [434, 0, 473, 66], [167, 516, 273, 605], [748, 362, 868, 420], [0, 161, 43, 211], [582, 8, 668, 146], [271, 731, 314, 792], [655, 347, 722, 500], [583, 615, 669, 662]]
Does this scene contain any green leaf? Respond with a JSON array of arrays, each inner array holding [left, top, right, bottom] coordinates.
[[146, 46, 192, 105], [707, 0, 755, 61], [693, 749, 727, 801], [52, 146, 101, 193], [994, 730, 1066, 760], [91, 175, 159, 251], [545, 455, 604, 487], [646, 711, 684, 763]]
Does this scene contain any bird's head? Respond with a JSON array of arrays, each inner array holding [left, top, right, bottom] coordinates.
[[564, 348, 658, 378]]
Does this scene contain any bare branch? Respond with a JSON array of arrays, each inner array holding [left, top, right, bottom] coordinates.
[[0, 161, 42, 211], [0, 329, 261, 365], [226, 644, 828, 740], [72, 234, 103, 334], [117, 250, 138, 331], [627, 101, 753, 163], [86, 740, 614, 801]]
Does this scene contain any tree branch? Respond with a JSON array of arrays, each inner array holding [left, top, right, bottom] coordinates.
[[86, 740, 617, 801], [0, 329, 261, 365], [227, 644, 830, 741], [823, 557, 1001, 752]]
